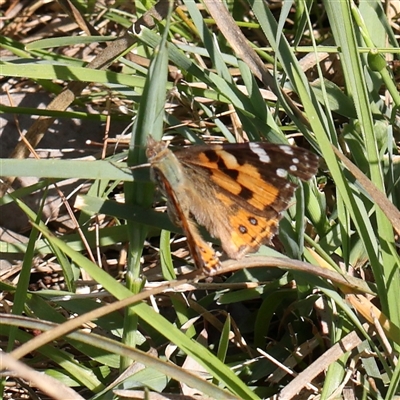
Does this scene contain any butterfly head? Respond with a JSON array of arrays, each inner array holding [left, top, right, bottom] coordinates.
[[146, 135, 169, 161]]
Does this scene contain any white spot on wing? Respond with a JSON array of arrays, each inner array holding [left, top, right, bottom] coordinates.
[[293, 158, 299, 164], [276, 168, 287, 178], [249, 142, 271, 163], [289, 165, 297, 172], [279, 145, 294, 155]]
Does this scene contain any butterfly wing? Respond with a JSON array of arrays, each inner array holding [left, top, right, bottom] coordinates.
[[147, 137, 319, 274], [175, 142, 319, 258], [158, 173, 221, 274]]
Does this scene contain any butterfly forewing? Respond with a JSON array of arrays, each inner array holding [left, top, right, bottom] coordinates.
[[175, 142, 319, 215]]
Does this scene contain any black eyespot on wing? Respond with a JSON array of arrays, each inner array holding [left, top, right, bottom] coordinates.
[[248, 216, 258, 226], [239, 225, 247, 234]]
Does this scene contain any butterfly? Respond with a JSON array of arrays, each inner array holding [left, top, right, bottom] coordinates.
[[146, 135, 319, 276]]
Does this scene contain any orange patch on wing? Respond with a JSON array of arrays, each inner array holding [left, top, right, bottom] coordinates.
[[212, 174, 242, 195], [235, 162, 260, 178], [212, 168, 280, 210], [246, 180, 280, 209], [197, 241, 220, 275], [228, 208, 279, 256]]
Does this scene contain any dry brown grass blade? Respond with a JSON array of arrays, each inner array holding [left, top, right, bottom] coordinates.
[[347, 294, 400, 344], [58, 0, 101, 36], [202, 0, 309, 127], [0, 352, 84, 400], [203, 0, 277, 90], [214, 256, 374, 295]]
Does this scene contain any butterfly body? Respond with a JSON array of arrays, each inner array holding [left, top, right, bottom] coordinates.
[[146, 136, 319, 275]]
